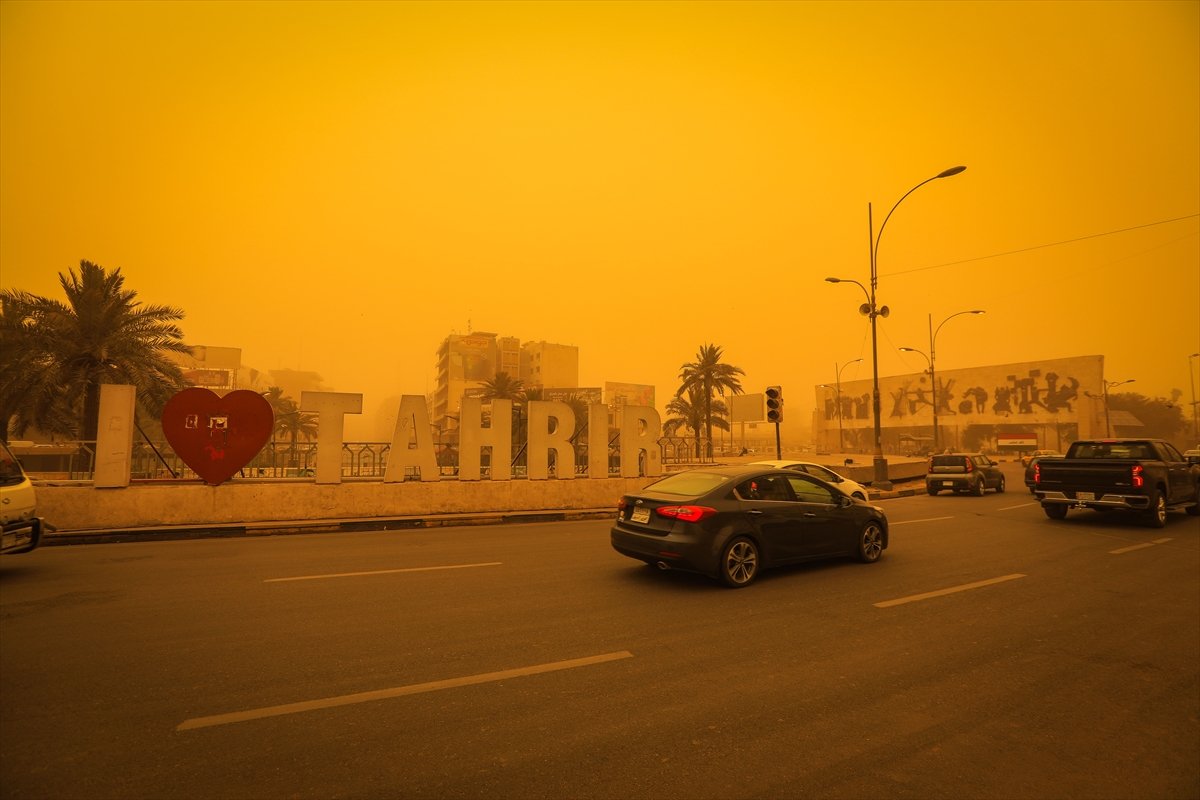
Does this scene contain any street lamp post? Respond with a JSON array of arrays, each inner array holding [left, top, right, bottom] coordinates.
[[1189, 353, 1200, 440], [897, 345, 932, 444], [1087, 379, 1135, 436], [826, 165, 966, 489], [903, 310, 986, 452], [820, 358, 863, 454]]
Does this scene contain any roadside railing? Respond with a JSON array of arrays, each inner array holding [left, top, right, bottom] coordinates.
[[18, 439, 682, 481]]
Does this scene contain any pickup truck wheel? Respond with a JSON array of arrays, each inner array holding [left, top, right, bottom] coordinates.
[[927, 486, 939, 496], [1043, 503, 1068, 520], [1144, 490, 1167, 528]]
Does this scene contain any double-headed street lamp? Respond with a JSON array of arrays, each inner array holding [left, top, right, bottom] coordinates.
[[900, 310, 985, 452], [826, 165, 966, 489], [819, 358, 862, 453]]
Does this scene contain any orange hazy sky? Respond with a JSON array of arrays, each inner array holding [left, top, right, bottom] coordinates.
[[2, 0, 1197, 440]]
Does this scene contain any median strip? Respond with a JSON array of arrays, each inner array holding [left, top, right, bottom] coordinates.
[[177, 651, 635, 731], [874, 574, 1027, 608], [264, 562, 503, 582]]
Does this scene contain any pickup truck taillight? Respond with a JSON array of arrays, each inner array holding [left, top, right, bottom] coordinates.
[[1034, 462, 1041, 485], [1131, 464, 1144, 488]]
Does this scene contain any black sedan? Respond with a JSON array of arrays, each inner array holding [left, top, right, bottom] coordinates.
[[611, 465, 888, 588]]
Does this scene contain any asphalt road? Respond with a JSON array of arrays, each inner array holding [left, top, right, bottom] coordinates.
[[2, 464, 1198, 799]]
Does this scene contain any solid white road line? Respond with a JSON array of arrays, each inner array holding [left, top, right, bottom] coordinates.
[[889, 516, 955, 526], [1110, 538, 1172, 555], [177, 651, 635, 731], [264, 562, 503, 582], [874, 574, 1027, 608]]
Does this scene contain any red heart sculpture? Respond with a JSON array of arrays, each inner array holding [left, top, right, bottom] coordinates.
[[162, 388, 274, 485]]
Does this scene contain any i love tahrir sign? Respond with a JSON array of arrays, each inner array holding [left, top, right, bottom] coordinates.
[[105, 386, 662, 487]]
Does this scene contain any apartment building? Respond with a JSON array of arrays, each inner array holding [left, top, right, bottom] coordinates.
[[433, 333, 577, 430]]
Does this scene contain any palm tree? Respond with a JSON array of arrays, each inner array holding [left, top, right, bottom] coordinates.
[[664, 386, 729, 458], [261, 386, 291, 421], [677, 343, 744, 457], [479, 372, 525, 403], [262, 387, 317, 468], [479, 372, 526, 466], [0, 260, 191, 442]]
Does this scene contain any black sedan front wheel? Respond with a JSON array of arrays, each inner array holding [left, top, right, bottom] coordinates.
[[857, 521, 884, 563], [719, 536, 759, 588]]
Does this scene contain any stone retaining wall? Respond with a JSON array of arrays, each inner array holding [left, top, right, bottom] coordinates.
[[35, 477, 659, 532]]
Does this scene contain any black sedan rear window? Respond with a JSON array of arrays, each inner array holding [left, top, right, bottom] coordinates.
[[643, 471, 729, 497]]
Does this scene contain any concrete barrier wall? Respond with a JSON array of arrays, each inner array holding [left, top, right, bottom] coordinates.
[[36, 477, 660, 532], [35, 460, 930, 532]]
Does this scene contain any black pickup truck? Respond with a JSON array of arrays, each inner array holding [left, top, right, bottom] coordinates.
[[1033, 438, 1200, 527]]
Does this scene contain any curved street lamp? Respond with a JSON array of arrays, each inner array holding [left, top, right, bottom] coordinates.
[[925, 310, 985, 450], [1189, 353, 1200, 440], [819, 358, 863, 454], [1086, 379, 1136, 436], [826, 165, 966, 489]]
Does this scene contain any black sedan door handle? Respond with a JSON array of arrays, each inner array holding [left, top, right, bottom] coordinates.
[[803, 513, 817, 517], [747, 509, 763, 515]]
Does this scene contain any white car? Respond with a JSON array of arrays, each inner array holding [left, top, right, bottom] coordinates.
[[1, 441, 42, 555], [747, 460, 870, 500]]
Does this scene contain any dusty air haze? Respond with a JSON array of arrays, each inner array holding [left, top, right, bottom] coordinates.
[[2, 0, 1197, 442]]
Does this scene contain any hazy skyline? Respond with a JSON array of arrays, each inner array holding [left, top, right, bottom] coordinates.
[[3, 0, 1197, 441]]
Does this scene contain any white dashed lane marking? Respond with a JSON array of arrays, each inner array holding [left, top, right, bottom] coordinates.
[[177, 651, 635, 731], [875, 574, 1027, 608], [264, 562, 503, 582], [1110, 538, 1172, 555]]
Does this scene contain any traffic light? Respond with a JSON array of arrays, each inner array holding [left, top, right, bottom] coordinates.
[[765, 386, 784, 423]]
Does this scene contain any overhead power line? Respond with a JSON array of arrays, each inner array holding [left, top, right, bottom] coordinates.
[[885, 213, 1200, 278]]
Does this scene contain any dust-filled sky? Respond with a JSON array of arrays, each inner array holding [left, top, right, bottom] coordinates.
[[2, 0, 1198, 440]]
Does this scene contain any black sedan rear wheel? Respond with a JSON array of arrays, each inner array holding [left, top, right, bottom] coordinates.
[[973, 478, 986, 496], [720, 536, 759, 588], [857, 521, 884, 563]]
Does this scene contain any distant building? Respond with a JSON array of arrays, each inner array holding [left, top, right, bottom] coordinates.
[[811, 354, 1138, 455], [433, 332, 579, 430], [168, 345, 242, 392], [520, 341, 579, 390]]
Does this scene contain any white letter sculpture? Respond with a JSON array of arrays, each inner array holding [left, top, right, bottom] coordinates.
[[383, 395, 440, 482], [620, 405, 662, 478], [301, 391, 363, 484], [458, 396, 512, 481], [527, 400, 576, 480]]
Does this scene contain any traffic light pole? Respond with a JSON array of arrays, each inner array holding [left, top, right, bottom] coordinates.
[[764, 386, 784, 459]]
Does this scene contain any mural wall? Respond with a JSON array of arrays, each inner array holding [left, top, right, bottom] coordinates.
[[813, 355, 1106, 451]]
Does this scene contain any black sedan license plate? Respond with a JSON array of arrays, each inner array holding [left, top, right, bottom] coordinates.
[[631, 507, 650, 523]]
